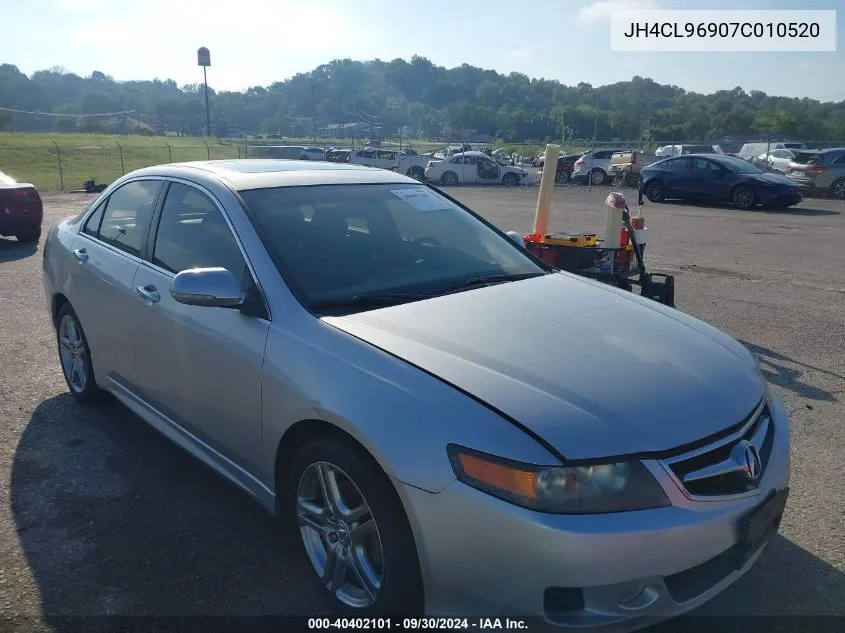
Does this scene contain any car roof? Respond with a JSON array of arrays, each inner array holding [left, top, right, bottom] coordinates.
[[126, 159, 415, 190]]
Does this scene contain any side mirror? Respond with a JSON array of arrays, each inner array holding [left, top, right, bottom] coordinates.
[[170, 267, 244, 308]]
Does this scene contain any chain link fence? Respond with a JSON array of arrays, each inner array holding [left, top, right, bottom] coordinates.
[[1, 136, 843, 201]]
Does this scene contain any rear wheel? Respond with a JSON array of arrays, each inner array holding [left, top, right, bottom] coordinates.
[[644, 180, 665, 202], [612, 171, 626, 187], [441, 171, 459, 186], [732, 186, 756, 210], [56, 304, 103, 404], [589, 169, 606, 186], [287, 436, 423, 617], [16, 229, 41, 243], [554, 170, 570, 184]]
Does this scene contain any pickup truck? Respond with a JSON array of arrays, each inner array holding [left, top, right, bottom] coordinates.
[[609, 151, 660, 186], [397, 150, 446, 180]]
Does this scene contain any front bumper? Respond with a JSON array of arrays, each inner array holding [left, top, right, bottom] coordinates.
[[397, 392, 791, 630], [757, 188, 802, 206]]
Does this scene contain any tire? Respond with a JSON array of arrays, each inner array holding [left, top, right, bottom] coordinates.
[[589, 169, 606, 186], [16, 229, 41, 243], [554, 170, 570, 185], [441, 171, 459, 186], [287, 435, 423, 617], [732, 186, 756, 210], [56, 303, 104, 404], [502, 173, 519, 187], [300, 155, 310, 160], [408, 167, 425, 181], [644, 180, 665, 202], [612, 171, 625, 187], [829, 178, 845, 200]]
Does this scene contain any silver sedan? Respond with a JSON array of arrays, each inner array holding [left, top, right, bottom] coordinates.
[[42, 159, 790, 629]]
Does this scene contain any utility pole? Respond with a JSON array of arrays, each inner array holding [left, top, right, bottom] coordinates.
[[197, 47, 212, 137], [311, 83, 317, 142]]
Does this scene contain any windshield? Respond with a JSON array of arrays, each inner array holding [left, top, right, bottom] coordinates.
[[240, 183, 545, 312], [718, 156, 764, 174]]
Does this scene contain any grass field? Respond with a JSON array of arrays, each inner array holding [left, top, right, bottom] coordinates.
[[0, 133, 247, 190], [0, 132, 570, 190]]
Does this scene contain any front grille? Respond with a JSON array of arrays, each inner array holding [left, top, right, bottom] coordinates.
[[662, 402, 774, 498]]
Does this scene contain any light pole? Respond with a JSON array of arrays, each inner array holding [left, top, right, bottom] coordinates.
[[197, 47, 212, 137], [311, 83, 317, 142]]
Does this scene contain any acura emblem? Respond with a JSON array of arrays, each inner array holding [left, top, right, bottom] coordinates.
[[741, 442, 762, 481]]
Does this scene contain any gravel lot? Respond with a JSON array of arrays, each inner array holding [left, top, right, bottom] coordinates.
[[1, 185, 843, 631]]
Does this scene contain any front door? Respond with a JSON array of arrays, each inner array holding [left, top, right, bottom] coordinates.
[[475, 156, 500, 184], [132, 181, 270, 471], [69, 179, 162, 388]]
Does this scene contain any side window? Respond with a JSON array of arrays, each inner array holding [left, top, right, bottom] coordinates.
[[665, 158, 691, 172], [833, 154, 845, 165], [98, 180, 161, 256], [82, 200, 106, 237], [152, 183, 247, 282], [450, 157, 463, 164]]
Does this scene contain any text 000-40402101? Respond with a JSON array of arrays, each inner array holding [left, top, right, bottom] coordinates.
[[610, 9, 837, 52]]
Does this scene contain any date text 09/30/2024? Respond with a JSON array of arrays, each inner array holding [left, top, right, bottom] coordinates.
[[308, 618, 530, 630]]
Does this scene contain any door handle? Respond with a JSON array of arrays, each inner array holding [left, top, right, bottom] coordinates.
[[135, 284, 161, 304], [73, 248, 89, 262]]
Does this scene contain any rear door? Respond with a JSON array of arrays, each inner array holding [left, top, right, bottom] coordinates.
[[659, 157, 694, 197], [131, 180, 269, 470], [69, 179, 163, 388]]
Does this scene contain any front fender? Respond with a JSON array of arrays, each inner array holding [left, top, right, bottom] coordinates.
[[259, 317, 559, 494]]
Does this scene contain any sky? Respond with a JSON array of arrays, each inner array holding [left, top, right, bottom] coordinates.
[[2, 0, 844, 102]]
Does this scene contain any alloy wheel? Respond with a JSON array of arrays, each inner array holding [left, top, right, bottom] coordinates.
[[297, 461, 384, 608], [59, 314, 87, 393]]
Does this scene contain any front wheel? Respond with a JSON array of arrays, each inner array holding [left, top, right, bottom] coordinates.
[[502, 173, 520, 187], [554, 170, 570, 184], [287, 436, 423, 616], [829, 178, 845, 200], [408, 167, 425, 181]]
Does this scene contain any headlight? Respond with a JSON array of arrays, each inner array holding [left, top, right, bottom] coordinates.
[[447, 445, 669, 514]]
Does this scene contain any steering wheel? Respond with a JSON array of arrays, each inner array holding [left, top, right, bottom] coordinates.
[[410, 236, 441, 248]]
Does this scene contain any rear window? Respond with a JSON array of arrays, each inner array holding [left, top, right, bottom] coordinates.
[[0, 170, 16, 185], [792, 152, 822, 165]]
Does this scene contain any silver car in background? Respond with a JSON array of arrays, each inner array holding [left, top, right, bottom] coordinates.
[[42, 160, 790, 629]]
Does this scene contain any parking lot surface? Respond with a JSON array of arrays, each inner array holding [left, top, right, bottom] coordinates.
[[1, 186, 843, 630]]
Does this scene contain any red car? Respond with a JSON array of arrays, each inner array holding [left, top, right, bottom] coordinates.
[[0, 170, 42, 243], [537, 153, 583, 184]]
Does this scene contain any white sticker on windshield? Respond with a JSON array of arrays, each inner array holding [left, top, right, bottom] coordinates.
[[391, 188, 449, 211]]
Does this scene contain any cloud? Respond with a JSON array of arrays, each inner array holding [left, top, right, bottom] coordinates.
[[578, 0, 660, 23], [504, 49, 531, 60]]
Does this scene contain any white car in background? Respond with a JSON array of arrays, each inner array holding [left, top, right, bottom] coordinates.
[[424, 151, 531, 186], [571, 149, 628, 185], [301, 147, 326, 160], [349, 148, 403, 171], [757, 148, 796, 174]]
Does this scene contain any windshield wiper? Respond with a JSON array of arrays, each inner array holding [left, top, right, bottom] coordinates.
[[311, 292, 434, 313], [433, 272, 546, 296]]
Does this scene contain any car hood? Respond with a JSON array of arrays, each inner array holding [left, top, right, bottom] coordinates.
[[323, 273, 763, 461], [749, 172, 796, 186]]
